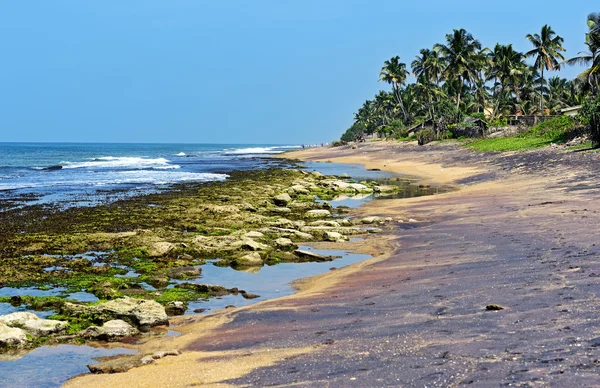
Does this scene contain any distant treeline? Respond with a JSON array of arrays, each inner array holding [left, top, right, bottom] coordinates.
[[341, 13, 600, 146]]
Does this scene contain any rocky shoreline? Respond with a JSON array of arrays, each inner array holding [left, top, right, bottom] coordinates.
[[0, 166, 419, 363]]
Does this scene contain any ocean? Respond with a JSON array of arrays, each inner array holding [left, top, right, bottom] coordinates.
[[0, 142, 301, 206]]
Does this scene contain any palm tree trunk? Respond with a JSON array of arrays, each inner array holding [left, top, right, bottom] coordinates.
[[456, 75, 462, 110], [394, 85, 408, 124], [540, 67, 545, 115]]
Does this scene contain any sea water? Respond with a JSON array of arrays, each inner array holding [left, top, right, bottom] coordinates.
[[0, 142, 301, 206]]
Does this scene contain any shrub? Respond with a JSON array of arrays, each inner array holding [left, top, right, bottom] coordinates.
[[489, 118, 508, 127], [580, 94, 600, 148], [331, 141, 346, 147], [416, 128, 435, 145], [528, 116, 575, 138]]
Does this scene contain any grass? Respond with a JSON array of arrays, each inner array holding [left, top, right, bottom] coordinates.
[[467, 116, 576, 152]]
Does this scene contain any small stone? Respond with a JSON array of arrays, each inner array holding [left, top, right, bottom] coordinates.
[[486, 304, 504, 311], [165, 301, 186, 316], [324, 231, 348, 242]]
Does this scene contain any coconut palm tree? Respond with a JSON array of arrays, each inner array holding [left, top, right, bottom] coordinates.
[[412, 48, 446, 85], [525, 25, 566, 113], [434, 29, 484, 109], [379, 56, 410, 122], [487, 44, 528, 117], [565, 13, 600, 94]]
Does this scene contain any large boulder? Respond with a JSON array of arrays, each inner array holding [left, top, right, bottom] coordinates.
[[272, 193, 292, 207], [0, 312, 68, 337], [0, 322, 27, 348], [62, 297, 168, 329], [82, 319, 138, 341], [305, 210, 331, 219]]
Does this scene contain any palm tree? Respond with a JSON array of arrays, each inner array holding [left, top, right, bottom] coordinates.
[[565, 13, 600, 94], [379, 56, 409, 123], [487, 44, 527, 117], [525, 25, 566, 113], [412, 49, 446, 85], [434, 29, 484, 109]]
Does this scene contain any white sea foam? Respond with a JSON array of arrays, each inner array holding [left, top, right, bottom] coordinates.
[[175, 152, 186, 156], [62, 156, 180, 170], [223, 146, 301, 155], [0, 171, 228, 191]]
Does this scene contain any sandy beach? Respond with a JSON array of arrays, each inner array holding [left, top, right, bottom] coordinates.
[[66, 140, 600, 387]]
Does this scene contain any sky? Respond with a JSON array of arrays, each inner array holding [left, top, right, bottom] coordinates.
[[0, 1, 597, 144]]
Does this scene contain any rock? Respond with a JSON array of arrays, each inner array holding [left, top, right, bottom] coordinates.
[[275, 238, 297, 251], [148, 242, 175, 258], [361, 216, 382, 224], [486, 304, 504, 311], [305, 210, 331, 218], [320, 180, 350, 191], [241, 292, 260, 300], [272, 193, 292, 207], [367, 228, 382, 234], [310, 171, 325, 178], [241, 238, 268, 251], [0, 322, 27, 348], [294, 250, 333, 262], [82, 320, 138, 341], [324, 231, 348, 242], [309, 220, 341, 228], [62, 297, 168, 329], [287, 185, 310, 196], [165, 301, 186, 316], [300, 226, 363, 236], [244, 231, 264, 239], [340, 173, 350, 179], [235, 252, 264, 267], [351, 145, 357, 149], [408, 218, 418, 223], [270, 207, 292, 214], [348, 183, 373, 193], [239, 203, 257, 212], [193, 308, 206, 313], [166, 266, 201, 280], [385, 217, 393, 223], [0, 312, 68, 337], [268, 218, 296, 229], [293, 231, 314, 241]]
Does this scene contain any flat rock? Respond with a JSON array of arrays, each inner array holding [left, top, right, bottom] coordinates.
[[63, 297, 168, 329], [244, 231, 265, 239], [324, 231, 348, 242], [287, 185, 311, 196], [82, 319, 138, 341], [294, 249, 333, 262], [0, 312, 68, 337], [361, 216, 382, 224], [241, 238, 269, 251], [305, 210, 331, 218]]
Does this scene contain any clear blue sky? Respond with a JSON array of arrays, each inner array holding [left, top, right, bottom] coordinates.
[[0, 1, 596, 144]]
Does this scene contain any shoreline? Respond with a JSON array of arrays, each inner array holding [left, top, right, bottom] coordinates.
[[67, 141, 600, 386]]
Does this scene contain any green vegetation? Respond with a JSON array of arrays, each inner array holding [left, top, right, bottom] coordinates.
[[468, 116, 576, 152], [339, 13, 600, 149]]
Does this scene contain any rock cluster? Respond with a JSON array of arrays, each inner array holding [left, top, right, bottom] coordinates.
[[0, 312, 68, 348]]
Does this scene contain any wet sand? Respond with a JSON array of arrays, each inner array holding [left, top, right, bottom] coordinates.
[[67, 141, 600, 387]]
